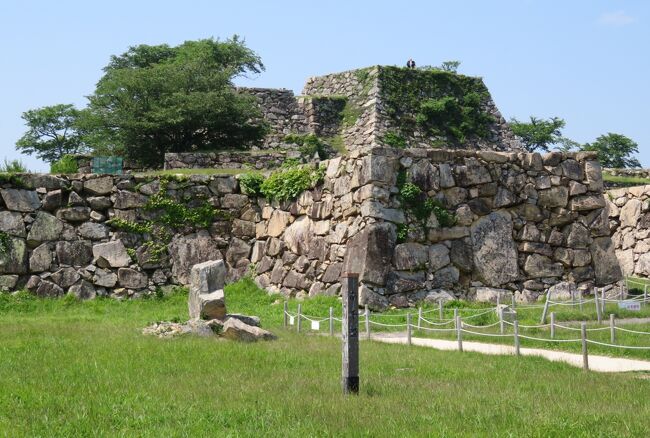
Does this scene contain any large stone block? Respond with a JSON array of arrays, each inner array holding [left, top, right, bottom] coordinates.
[[221, 317, 275, 342], [393, 242, 428, 271], [188, 260, 227, 320], [0, 189, 40, 212], [343, 222, 396, 286], [590, 237, 622, 285], [84, 176, 114, 195], [56, 241, 93, 267], [470, 212, 519, 286], [169, 231, 223, 285], [0, 211, 26, 237], [117, 268, 148, 289], [26, 211, 63, 245], [93, 241, 131, 268], [0, 237, 27, 274]]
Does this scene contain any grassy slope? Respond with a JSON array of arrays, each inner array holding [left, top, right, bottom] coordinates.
[[602, 173, 650, 186], [1, 281, 650, 436]]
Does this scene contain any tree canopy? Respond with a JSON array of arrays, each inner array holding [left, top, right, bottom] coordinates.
[[81, 36, 267, 166], [16, 104, 87, 163], [509, 116, 572, 153], [582, 133, 641, 168]]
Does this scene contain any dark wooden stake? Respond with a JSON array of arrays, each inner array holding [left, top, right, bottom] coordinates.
[[342, 272, 359, 395]]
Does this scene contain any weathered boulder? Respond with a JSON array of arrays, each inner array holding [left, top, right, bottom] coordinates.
[[523, 254, 563, 278], [0, 189, 40, 212], [78, 222, 109, 240], [266, 209, 291, 237], [470, 212, 519, 286], [117, 268, 148, 289], [344, 222, 396, 286], [410, 160, 439, 191], [35, 280, 63, 297], [51, 267, 81, 288], [42, 189, 63, 211], [56, 207, 91, 222], [393, 243, 428, 271], [84, 176, 114, 195], [69, 280, 96, 300], [0, 275, 18, 291], [537, 186, 568, 208], [221, 317, 276, 342], [111, 190, 148, 209], [93, 241, 131, 268], [429, 244, 451, 272], [0, 211, 26, 237], [455, 159, 491, 186], [620, 199, 642, 228], [87, 196, 112, 210], [635, 253, 650, 277], [356, 155, 397, 186], [93, 268, 118, 287], [26, 211, 63, 245], [475, 287, 510, 303], [284, 215, 313, 255], [360, 201, 405, 224], [616, 249, 635, 277], [188, 260, 227, 320], [569, 195, 606, 211], [168, 231, 223, 285], [0, 237, 28, 274], [547, 281, 577, 301], [225, 237, 251, 266], [430, 265, 460, 288], [321, 262, 343, 283], [359, 284, 389, 311], [226, 314, 260, 327]]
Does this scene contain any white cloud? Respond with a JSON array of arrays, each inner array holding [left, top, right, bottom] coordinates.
[[598, 10, 637, 26]]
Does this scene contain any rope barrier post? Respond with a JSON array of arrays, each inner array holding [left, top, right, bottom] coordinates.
[[417, 307, 422, 330], [511, 294, 516, 311], [329, 306, 334, 337], [550, 312, 555, 339], [496, 294, 500, 308], [406, 313, 412, 346], [365, 305, 370, 340], [341, 272, 359, 395], [513, 320, 520, 356], [579, 290, 583, 311], [581, 322, 589, 371], [283, 301, 288, 328], [456, 314, 463, 353], [499, 306, 505, 335], [601, 288, 606, 314], [439, 299, 444, 320], [595, 289, 602, 324], [644, 285, 648, 307], [540, 292, 551, 324], [610, 313, 616, 344], [297, 303, 302, 333], [571, 289, 576, 307]]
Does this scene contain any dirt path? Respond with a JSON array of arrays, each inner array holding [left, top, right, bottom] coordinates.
[[371, 332, 650, 373]]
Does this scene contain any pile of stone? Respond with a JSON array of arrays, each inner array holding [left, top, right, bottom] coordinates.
[[143, 260, 275, 342]]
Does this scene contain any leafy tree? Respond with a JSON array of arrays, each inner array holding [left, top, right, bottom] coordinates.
[[16, 104, 86, 162], [439, 60, 461, 73], [582, 133, 641, 168], [83, 36, 268, 166], [509, 116, 574, 152]]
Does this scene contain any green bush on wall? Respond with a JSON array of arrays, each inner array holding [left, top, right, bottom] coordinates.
[[260, 164, 324, 201], [50, 155, 78, 174]]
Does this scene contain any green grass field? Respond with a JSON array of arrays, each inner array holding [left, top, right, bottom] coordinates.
[[602, 173, 650, 187], [2, 280, 650, 436]]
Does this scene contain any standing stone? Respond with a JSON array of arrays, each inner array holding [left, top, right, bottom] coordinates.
[[590, 237, 623, 285], [0, 189, 40, 212], [26, 211, 63, 245], [188, 260, 227, 320], [343, 222, 396, 286], [470, 212, 519, 286], [92, 241, 131, 268]]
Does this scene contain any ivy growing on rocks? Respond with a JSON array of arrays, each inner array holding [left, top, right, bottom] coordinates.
[[259, 164, 325, 201], [379, 66, 495, 145]]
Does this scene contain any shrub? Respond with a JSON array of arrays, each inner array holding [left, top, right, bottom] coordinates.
[[382, 131, 407, 148], [0, 158, 28, 173], [239, 172, 265, 196], [50, 154, 79, 174], [284, 134, 327, 159], [260, 165, 324, 201]]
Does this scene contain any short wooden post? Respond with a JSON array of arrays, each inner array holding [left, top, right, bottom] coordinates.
[[541, 292, 551, 324], [439, 299, 444, 320], [595, 289, 602, 324], [514, 320, 521, 356], [644, 285, 648, 307], [579, 290, 584, 311], [406, 313, 412, 346], [329, 306, 334, 337], [456, 315, 463, 352], [297, 303, 302, 333], [341, 273, 359, 395], [365, 305, 370, 339], [571, 289, 576, 307], [601, 288, 606, 314], [581, 322, 589, 371], [610, 313, 616, 344], [283, 301, 288, 327], [499, 306, 505, 335], [550, 312, 556, 339], [417, 307, 422, 330]]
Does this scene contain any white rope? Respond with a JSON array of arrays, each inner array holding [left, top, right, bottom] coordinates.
[[463, 321, 501, 329], [460, 328, 513, 338], [301, 314, 330, 323], [459, 309, 494, 319], [518, 334, 582, 343], [419, 316, 455, 326], [554, 323, 610, 332], [369, 320, 408, 328], [615, 326, 650, 335], [416, 325, 456, 333], [586, 339, 650, 350], [502, 321, 551, 329]]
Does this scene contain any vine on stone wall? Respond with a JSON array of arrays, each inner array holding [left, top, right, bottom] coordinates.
[[379, 66, 495, 145]]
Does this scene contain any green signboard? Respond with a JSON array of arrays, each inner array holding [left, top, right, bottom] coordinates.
[[91, 157, 123, 175]]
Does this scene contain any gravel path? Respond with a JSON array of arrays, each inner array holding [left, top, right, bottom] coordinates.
[[371, 333, 650, 373]]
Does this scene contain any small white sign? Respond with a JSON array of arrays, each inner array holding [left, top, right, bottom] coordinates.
[[311, 320, 320, 331], [289, 315, 295, 325], [618, 301, 641, 311]]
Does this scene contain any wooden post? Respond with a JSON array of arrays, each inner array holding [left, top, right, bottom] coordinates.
[[406, 313, 412, 346], [499, 306, 505, 335], [456, 315, 463, 352], [644, 285, 648, 307], [365, 305, 370, 339], [511, 294, 516, 310], [329, 306, 334, 337], [341, 273, 359, 395], [297, 303, 302, 333], [417, 307, 422, 330], [541, 292, 551, 324], [610, 313, 616, 344], [514, 320, 521, 356], [496, 294, 500, 308], [550, 312, 555, 339], [581, 322, 589, 371], [283, 301, 288, 327], [595, 289, 602, 324], [439, 299, 444, 320], [579, 290, 583, 311], [601, 288, 606, 314]]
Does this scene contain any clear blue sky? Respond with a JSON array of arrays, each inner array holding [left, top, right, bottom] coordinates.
[[1, 0, 648, 172]]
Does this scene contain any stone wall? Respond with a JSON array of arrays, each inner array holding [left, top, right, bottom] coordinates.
[[0, 148, 622, 305], [607, 185, 650, 278], [164, 150, 301, 171]]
